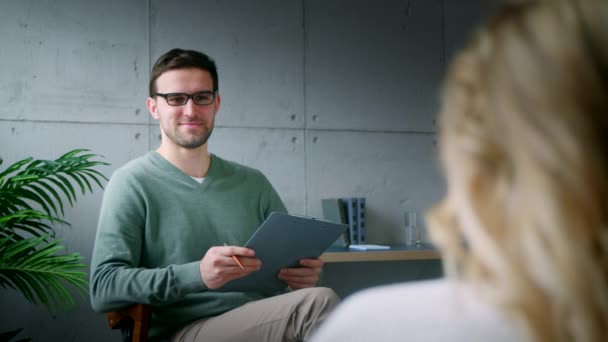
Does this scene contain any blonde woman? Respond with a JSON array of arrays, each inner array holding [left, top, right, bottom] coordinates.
[[311, 0, 608, 341]]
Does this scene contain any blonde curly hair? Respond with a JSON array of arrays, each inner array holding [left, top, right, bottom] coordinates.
[[427, 0, 608, 341]]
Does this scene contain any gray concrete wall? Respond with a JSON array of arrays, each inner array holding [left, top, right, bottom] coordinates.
[[0, 0, 497, 340]]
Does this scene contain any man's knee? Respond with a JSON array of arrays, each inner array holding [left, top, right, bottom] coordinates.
[[300, 287, 341, 310], [314, 287, 340, 306]]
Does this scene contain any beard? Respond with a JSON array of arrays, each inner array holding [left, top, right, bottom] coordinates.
[[161, 122, 214, 149]]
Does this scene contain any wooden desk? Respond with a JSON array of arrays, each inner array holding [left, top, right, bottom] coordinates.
[[321, 243, 441, 263]]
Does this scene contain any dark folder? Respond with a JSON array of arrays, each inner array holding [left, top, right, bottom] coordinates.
[[216, 212, 347, 294]]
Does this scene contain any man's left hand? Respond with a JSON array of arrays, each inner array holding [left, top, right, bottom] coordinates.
[[278, 258, 323, 290]]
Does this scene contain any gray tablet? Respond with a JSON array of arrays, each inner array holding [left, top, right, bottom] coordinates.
[[216, 212, 347, 294]]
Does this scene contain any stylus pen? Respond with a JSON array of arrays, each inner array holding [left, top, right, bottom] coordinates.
[[224, 243, 245, 270]]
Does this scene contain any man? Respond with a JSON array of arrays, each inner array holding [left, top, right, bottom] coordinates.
[[90, 48, 339, 342]]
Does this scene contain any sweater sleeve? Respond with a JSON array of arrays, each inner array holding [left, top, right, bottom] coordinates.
[[89, 169, 206, 313]]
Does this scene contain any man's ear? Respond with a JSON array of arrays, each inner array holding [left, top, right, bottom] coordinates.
[[147, 97, 160, 120], [214, 93, 221, 114]]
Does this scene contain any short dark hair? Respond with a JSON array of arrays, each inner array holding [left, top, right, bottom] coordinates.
[[149, 48, 219, 97]]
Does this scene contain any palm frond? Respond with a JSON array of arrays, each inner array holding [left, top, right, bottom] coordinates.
[[0, 210, 65, 238], [0, 235, 88, 312], [0, 149, 109, 313], [0, 149, 109, 237], [0, 158, 32, 186]]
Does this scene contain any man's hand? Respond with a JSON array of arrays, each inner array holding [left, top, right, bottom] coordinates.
[[199, 245, 261, 289], [277, 258, 323, 290]]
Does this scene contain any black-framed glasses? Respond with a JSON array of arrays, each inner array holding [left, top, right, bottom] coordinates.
[[154, 91, 217, 106]]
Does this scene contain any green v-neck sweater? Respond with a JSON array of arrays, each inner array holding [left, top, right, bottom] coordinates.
[[90, 152, 287, 341]]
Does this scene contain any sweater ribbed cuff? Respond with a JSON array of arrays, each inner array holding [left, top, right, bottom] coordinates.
[[173, 261, 208, 292]]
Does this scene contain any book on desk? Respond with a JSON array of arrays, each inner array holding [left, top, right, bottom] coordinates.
[[322, 197, 366, 246]]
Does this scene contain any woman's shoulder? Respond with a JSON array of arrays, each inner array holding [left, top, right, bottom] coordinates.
[[333, 279, 464, 320], [312, 279, 521, 342]]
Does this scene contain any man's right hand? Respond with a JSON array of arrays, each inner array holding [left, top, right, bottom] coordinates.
[[199, 245, 261, 289]]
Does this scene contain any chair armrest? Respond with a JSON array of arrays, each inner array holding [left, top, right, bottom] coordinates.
[[106, 304, 151, 342]]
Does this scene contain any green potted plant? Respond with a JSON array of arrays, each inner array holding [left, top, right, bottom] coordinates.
[[0, 149, 109, 341]]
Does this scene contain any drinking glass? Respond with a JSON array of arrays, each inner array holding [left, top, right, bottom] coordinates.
[[404, 211, 421, 246]]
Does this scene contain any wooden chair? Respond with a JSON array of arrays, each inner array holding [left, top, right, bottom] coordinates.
[[106, 304, 152, 342]]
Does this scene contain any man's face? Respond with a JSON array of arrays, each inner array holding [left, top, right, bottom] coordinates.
[[147, 68, 220, 150]]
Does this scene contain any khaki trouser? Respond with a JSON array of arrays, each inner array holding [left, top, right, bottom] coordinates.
[[171, 287, 340, 342]]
